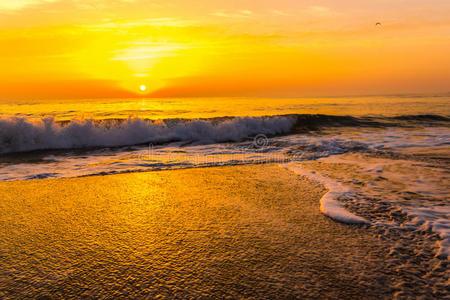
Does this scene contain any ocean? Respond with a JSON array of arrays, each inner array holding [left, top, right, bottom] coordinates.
[[0, 95, 449, 260]]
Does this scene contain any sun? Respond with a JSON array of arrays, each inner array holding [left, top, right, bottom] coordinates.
[[139, 84, 147, 92]]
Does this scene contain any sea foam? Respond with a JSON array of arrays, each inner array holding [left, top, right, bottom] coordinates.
[[0, 116, 295, 154], [283, 163, 369, 225]]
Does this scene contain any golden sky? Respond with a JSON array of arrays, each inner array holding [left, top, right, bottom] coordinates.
[[1, 0, 449, 99]]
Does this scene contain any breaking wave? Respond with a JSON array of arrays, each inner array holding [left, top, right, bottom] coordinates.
[[0, 116, 295, 154], [0, 114, 448, 154]]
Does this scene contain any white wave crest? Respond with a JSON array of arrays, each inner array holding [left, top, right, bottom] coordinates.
[[0, 116, 296, 154]]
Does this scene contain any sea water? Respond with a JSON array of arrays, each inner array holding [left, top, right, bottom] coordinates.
[[0, 95, 449, 260]]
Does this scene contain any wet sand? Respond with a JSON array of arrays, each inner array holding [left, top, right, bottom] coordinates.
[[0, 165, 406, 299]]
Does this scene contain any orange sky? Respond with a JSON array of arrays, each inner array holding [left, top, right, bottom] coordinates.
[[0, 0, 449, 100]]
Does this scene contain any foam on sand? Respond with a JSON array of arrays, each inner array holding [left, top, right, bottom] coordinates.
[[407, 206, 450, 259], [300, 153, 450, 260], [283, 163, 369, 225]]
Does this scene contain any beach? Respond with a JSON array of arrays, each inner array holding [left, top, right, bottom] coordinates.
[[2, 0, 450, 298], [0, 164, 410, 299], [1, 104, 449, 299]]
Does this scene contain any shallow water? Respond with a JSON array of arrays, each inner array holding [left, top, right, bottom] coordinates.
[[0, 165, 431, 299], [1, 125, 448, 180], [1, 96, 449, 297]]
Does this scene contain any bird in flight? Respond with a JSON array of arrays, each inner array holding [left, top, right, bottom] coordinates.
[[376, 22, 382, 26]]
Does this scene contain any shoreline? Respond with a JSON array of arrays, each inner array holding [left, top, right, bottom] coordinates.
[[0, 164, 398, 298], [0, 164, 446, 298]]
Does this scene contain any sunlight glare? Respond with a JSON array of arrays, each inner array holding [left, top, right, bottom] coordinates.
[[139, 84, 147, 92]]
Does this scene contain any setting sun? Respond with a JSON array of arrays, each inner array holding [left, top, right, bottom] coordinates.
[[139, 84, 147, 92], [0, 0, 449, 99]]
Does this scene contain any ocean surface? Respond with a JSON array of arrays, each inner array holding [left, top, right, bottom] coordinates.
[[0, 95, 449, 260]]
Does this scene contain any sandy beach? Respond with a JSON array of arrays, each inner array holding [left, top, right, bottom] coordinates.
[[1, 0, 449, 298], [0, 164, 422, 299]]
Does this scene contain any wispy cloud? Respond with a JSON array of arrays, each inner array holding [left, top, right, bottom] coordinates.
[[0, 0, 139, 12], [211, 9, 254, 19], [304, 6, 334, 17], [112, 42, 187, 61], [0, 0, 57, 11], [84, 17, 197, 31]]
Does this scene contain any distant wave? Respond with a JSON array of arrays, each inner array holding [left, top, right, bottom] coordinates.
[[292, 114, 450, 130], [0, 114, 448, 154]]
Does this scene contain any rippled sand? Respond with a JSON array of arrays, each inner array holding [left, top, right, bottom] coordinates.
[[0, 165, 427, 299]]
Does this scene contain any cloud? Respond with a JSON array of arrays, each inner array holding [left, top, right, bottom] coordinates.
[[0, 0, 57, 11], [112, 42, 187, 61], [0, 0, 138, 12], [305, 6, 334, 17], [84, 17, 197, 31], [211, 9, 254, 19]]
